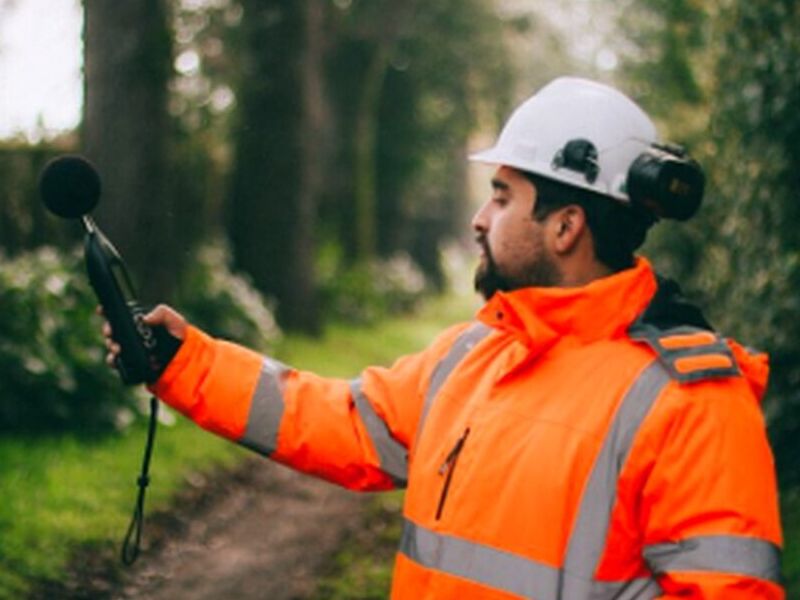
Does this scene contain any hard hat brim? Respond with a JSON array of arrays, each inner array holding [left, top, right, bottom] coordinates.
[[469, 145, 626, 200], [468, 77, 659, 203]]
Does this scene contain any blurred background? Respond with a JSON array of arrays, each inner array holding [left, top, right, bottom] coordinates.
[[0, 0, 798, 595]]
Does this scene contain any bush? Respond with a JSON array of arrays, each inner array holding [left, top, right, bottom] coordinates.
[[0, 247, 129, 434], [174, 239, 281, 350], [0, 241, 279, 434], [319, 253, 428, 324]]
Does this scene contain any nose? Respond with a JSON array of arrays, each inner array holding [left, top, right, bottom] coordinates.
[[471, 200, 490, 234]]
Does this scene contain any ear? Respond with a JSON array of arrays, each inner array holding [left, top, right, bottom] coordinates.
[[550, 205, 587, 255]]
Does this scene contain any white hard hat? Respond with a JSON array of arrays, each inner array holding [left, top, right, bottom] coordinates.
[[470, 77, 657, 202]]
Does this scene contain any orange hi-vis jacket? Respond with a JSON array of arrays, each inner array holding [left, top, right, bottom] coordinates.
[[151, 258, 784, 599]]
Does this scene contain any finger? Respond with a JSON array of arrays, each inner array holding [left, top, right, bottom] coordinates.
[[143, 304, 172, 324], [102, 321, 113, 338], [143, 304, 187, 340]]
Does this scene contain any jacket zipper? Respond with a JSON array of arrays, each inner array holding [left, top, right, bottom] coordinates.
[[435, 428, 471, 520]]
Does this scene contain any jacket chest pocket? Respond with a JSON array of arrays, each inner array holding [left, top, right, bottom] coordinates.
[[430, 417, 602, 551], [435, 427, 471, 520]]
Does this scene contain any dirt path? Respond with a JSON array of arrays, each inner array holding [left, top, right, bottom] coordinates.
[[34, 458, 369, 599]]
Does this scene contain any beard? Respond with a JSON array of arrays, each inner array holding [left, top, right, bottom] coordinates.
[[474, 234, 562, 300]]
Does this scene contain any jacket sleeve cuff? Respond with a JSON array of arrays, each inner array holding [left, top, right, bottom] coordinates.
[[148, 324, 215, 416]]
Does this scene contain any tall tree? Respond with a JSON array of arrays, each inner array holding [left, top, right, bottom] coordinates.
[[227, 0, 327, 332], [615, 0, 800, 487], [346, 0, 418, 262], [709, 0, 800, 488], [324, 0, 516, 279], [375, 0, 517, 281], [82, 0, 175, 301]]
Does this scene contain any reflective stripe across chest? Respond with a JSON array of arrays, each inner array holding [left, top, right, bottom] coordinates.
[[406, 326, 672, 598], [415, 322, 494, 442]]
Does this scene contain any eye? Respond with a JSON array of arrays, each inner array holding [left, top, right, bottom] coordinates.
[[492, 194, 509, 208]]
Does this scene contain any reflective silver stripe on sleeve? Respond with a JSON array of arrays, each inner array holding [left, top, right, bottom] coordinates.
[[644, 535, 782, 584], [399, 518, 659, 599], [414, 322, 492, 443], [239, 357, 289, 456], [351, 379, 409, 487]]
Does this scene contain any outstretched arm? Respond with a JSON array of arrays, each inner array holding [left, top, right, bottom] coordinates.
[[102, 305, 469, 493]]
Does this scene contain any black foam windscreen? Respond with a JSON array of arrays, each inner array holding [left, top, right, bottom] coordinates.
[[39, 155, 101, 219]]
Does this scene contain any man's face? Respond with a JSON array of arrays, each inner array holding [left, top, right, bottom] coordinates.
[[472, 166, 562, 300]]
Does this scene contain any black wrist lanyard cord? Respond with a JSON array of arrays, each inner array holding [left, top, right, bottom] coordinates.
[[121, 395, 159, 565]]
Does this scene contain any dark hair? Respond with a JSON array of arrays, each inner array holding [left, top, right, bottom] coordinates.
[[523, 172, 656, 272]]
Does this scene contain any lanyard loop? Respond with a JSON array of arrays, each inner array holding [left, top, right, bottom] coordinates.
[[121, 395, 159, 565]]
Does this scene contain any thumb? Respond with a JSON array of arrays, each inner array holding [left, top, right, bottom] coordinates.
[[143, 304, 188, 340]]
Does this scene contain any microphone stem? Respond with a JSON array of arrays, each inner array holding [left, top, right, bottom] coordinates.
[[82, 215, 97, 234]]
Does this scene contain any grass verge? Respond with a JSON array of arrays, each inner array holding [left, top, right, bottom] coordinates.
[[0, 291, 477, 598], [0, 417, 245, 597], [311, 492, 403, 599]]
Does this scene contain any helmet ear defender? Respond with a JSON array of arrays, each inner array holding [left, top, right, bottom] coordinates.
[[552, 138, 705, 222], [470, 77, 705, 222], [625, 143, 705, 222]]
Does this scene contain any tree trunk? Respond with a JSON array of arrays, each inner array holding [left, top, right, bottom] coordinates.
[[82, 0, 174, 303], [351, 1, 418, 263], [352, 46, 389, 261], [228, 0, 327, 333]]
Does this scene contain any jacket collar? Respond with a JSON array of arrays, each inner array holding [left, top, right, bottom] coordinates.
[[477, 257, 658, 354]]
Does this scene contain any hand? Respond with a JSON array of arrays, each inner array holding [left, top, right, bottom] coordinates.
[[100, 304, 188, 368]]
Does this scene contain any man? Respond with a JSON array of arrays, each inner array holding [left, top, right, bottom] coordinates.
[[105, 77, 784, 598]]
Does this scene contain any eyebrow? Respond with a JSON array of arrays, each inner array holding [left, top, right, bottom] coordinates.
[[491, 178, 510, 191]]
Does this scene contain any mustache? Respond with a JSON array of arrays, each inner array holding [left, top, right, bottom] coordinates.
[[476, 234, 495, 265], [473, 234, 506, 300]]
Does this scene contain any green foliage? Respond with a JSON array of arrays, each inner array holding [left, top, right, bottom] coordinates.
[[374, 0, 517, 274], [616, 0, 708, 120], [149, 0, 520, 331], [323, 0, 517, 276], [312, 493, 402, 600], [617, 0, 800, 488], [174, 239, 281, 351], [710, 0, 800, 489], [318, 250, 428, 325], [0, 418, 244, 598], [782, 490, 800, 598], [0, 240, 279, 434], [0, 247, 134, 434], [171, 0, 242, 144], [0, 144, 77, 256], [278, 287, 476, 380]]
